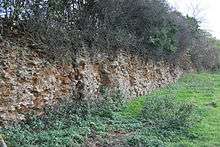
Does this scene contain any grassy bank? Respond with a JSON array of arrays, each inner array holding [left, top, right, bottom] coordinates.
[[122, 73, 220, 146], [1, 73, 220, 146], [172, 73, 220, 147]]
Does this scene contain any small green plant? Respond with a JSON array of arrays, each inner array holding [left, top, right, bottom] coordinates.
[[127, 135, 165, 147], [141, 95, 199, 132]]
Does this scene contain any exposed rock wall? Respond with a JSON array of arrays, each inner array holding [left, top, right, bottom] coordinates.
[[0, 42, 183, 126]]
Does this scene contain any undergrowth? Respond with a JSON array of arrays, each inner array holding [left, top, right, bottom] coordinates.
[[0, 85, 200, 147]]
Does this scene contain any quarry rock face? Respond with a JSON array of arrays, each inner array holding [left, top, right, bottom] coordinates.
[[0, 41, 183, 126]]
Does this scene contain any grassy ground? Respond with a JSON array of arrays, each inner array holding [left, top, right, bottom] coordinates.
[[122, 73, 220, 146]]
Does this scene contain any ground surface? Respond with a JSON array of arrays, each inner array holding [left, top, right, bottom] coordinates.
[[122, 73, 220, 146]]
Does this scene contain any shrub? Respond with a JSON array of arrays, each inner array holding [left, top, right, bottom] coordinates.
[[1, 0, 218, 70], [141, 95, 200, 132], [127, 135, 165, 147], [189, 30, 219, 71], [0, 0, 196, 61]]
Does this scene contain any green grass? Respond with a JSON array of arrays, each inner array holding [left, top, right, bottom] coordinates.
[[121, 73, 220, 146]]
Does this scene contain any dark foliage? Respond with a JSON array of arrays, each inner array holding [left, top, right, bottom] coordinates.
[[0, 0, 198, 61]]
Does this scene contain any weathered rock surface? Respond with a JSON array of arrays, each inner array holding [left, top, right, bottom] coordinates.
[[0, 41, 184, 126]]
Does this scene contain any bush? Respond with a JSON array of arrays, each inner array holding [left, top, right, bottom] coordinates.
[[0, 0, 196, 61], [1, 0, 218, 70], [141, 95, 199, 132], [127, 135, 165, 147], [189, 29, 219, 71]]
